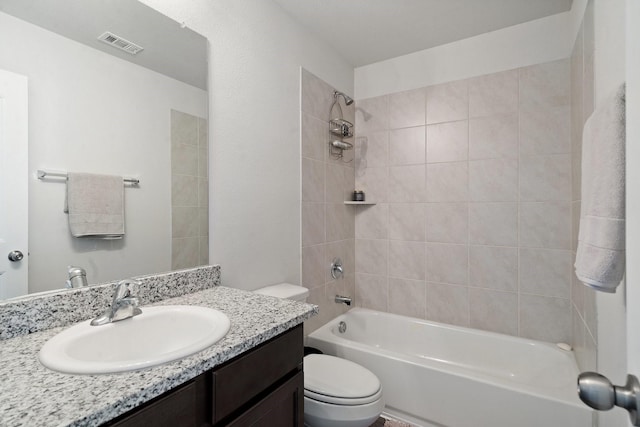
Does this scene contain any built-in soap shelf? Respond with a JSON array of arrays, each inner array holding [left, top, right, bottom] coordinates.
[[344, 201, 376, 206]]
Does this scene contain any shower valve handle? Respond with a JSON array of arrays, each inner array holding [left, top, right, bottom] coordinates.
[[578, 372, 640, 426]]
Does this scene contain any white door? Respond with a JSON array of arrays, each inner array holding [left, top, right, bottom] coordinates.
[[0, 69, 28, 299], [626, 1, 640, 425]]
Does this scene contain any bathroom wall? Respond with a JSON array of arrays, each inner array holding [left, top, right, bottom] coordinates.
[[355, 0, 588, 99], [353, 59, 574, 343], [138, 0, 354, 291], [171, 110, 209, 270], [570, 0, 597, 373], [300, 69, 356, 334], [0, 11, 207, 293]]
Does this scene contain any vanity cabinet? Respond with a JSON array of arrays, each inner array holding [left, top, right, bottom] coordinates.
[[106, 324, 304, 427]]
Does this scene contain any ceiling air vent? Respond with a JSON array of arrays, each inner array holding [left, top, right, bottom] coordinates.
[[97, 32, 144, 55]]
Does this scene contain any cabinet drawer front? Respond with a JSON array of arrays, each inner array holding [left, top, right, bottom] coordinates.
[[213, 324, 303, 423], [226, 371, 304, 427], [109, 375, 209, 427]]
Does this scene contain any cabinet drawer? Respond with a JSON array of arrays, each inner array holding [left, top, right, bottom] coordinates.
[[212, 324, 303, 423], [226, 371, 304, 427], [109, 374, 210, 427]]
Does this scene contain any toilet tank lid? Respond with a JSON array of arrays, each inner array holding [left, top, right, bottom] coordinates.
[[254, 283, 309, 301]]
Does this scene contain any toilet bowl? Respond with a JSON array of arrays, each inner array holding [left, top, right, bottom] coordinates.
[[254, 283, 384, 427]]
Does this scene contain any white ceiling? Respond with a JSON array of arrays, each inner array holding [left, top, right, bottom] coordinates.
[[0, 0, 208, 90], [273, 0, 573, 67]]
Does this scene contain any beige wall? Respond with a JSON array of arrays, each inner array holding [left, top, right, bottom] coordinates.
[[300, 69, 356, 334], [353, 59, 575, 343], [570, 0, 598, 373], [171, 110, 209, 269]]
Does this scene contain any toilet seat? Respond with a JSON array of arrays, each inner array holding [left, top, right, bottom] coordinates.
[[304, 354, 382, 406]]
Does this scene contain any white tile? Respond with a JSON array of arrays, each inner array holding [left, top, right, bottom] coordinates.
[[468, 245, 517, 291], [426, 120, 468, 163], [426, 243, 468, 285], [302, 158, 324, 202], [389, 240, 426, 280], [355, 167, 388, 203], [520, 202, 571, 249], [469, 114, 518, 160], [389, 88, 426, 129], [326, 203, 353, 242], [355, 239, 388, 275], [355, 273, 388, 311], [469, 158, 518, 202], [389, 203, 426, 241], [469, 288, 518, 335], [519, 248, 571, 298], [389, 278, 427, 319], [172, 206, 199, 238], [519, 59, 571, 109], [519, 295, 571, 343], [171, 110, 198, 146], [426, 80, 469, 124], [426, 202, 468, 244], [469, 202, 518, 246], [389, 126, 426, 166], [356, 131, 388, 169], [468, 70, 518, 118], [302, 244, 325, 289], [357, 95, 389, 132], [519, 154, 571, 202], [520, 105, 571, 156], [426, 283, 469, 327], [426, 162, 468, 202], [302, 112, 327, 161], [171, 144, 198, 176], [355, 204, 389, 239], [325, 163, 349, 203], [388, 165, 426, 203], [302, 202, 325, 247], [302, 69, 335, 119]]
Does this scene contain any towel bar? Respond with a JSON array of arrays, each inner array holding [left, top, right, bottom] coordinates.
[[36, 169, 140, 185]]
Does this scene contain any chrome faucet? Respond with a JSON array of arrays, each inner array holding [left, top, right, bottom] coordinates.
[[66, 266, 88, 288], [335, 295, 352, 306], [91, 279, 142, 326]]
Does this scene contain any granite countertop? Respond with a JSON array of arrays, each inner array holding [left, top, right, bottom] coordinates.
[[0, 286, 317, 427]]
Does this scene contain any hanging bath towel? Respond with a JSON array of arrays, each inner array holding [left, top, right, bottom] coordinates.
[[65, 172, 125, 239], [575, 84, 625, 292]]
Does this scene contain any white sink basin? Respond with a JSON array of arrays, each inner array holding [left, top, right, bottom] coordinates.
[[38, 305, 230, 374]]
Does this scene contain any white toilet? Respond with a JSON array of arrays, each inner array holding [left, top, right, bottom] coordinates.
[[254, 283, 384, 427]]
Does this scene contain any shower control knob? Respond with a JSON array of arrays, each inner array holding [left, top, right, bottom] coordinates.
[[578, 372, 640, 426], [7, 250, 24, 262]]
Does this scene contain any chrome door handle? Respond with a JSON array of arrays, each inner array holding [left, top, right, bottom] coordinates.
[[578, 372, 640, 426], [7, 250, 23, 262]]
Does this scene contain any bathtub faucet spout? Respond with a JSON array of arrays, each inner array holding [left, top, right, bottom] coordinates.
[[335, 295, 352, 306]]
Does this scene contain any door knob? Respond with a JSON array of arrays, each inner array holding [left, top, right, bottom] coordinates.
[[578, 372, 640, 426], [7, 250, 23, 262]]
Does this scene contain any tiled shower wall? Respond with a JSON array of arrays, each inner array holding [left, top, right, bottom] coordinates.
[[354, 59, 575, 343], [571, 1, 598, 372], [171, 110, 209, 269], [300, 69, 356, 334]]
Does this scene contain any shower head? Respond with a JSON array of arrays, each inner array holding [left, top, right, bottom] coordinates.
[[334, 90, 354, 106]]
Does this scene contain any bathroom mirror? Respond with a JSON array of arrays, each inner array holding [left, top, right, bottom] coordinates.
[[0, 0, 208, 299]]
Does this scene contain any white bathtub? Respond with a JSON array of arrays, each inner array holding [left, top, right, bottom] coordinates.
[[306, 308, 593, 427]]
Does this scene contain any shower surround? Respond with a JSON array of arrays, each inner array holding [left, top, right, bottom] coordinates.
[[300, 55, 594, 367], [353, 59, 574, 344]]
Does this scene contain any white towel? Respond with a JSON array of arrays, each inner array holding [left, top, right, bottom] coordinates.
[[65, 172, 125, 239], [575, 84, 625, 292]]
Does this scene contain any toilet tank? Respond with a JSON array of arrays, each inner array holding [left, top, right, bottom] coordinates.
[[254, 283, 309, 302]]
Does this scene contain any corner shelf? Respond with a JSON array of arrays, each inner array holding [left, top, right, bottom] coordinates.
[[344, 201, 377, 206]]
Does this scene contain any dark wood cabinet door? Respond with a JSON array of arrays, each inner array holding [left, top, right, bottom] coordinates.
[[108, 374, 211, 427], [225, 371, 304, 427]]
